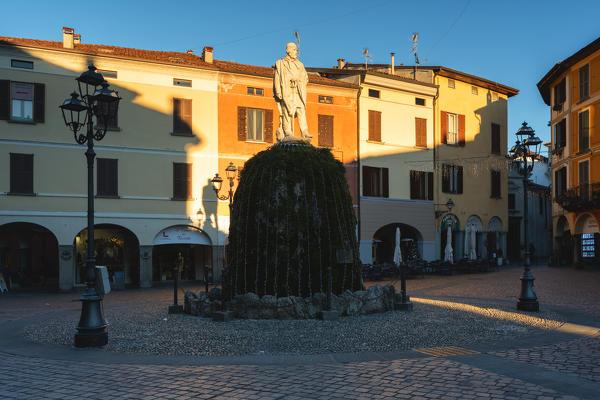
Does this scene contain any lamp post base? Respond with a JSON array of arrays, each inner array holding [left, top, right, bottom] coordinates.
[[74, 291, 108, 347], [517, 268, 539, 312]]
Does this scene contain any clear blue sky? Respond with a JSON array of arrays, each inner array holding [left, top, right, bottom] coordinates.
[[3, 0, 600, 154]]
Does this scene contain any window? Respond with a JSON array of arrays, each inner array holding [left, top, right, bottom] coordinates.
[[410, 171, 433, 200], [415, 98, 425, 106], [97, 158, 118, 197], [448, 79, 455, 89], [579, 160, 590, 201], [471, 86, 478, 95], [579, 109, 589, 152], [490, 170, 501, 198], [318, 95, 333, 104], [247, 87, 264, 96], [97, 101, 119, 130], [173, 78, 191, 87], [447, 112, 459, 145], [98, 70, 117, 79], [415, 117, 427, 148], [173, 98, 192, 135], [362, 166, 388, 197], [246, 108, 264, 141], [368, 110, 381, 142], [555, 119, 566, 148], [491, 123, 500, 154], [11, 59, 33, 69], [442, 164, 463, 194], [508, 193, 516, 210], [553, 78, 566, 110], [492, 92, 499, 101], [3, 81, 46, 123], [554, 167, 567, 198], [318, 114, 334, 147], [368, 89, 380, 98], [238, 107, 273, 142], [579, 64, 589, 101], [173, 162, 192, 200], [9, 153, 33, 194]]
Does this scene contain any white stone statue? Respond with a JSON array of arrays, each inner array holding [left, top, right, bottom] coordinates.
[[273, 43, 312, 142]]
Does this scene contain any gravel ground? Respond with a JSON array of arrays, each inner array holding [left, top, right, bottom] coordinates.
[[24, 296, 567, 357]]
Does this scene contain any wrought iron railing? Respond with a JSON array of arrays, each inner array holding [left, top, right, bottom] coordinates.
[[555, 183, 600, 211]]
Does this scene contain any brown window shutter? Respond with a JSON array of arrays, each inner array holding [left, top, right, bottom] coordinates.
[[238, 107, 247, 141], [368, 110, 375, 141], [33, 83, 45, 123], [318, 114, 334, 147], [409, 170, 417, 199], [458, 114, 466, 146], [173, 162, 191, 199], [368, 110, 381, 142], [382, 167, 389, 198], [97, 158, 118, 196], [173, 98, 182, 133], [0, 80, 9, 120], [264, 109, 273, 142], [376, 111, 381, 142], [427, 172, 433, 201], [182, 99, 192, 133], [491, 123, 500, 154], [10, 153, 33, 193], [440, 111, 447, 144], [415, 117, 427, 147], [457, 166, 463, 194]]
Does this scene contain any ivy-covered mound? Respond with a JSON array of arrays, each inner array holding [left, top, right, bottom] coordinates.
[[224, 142, 363, 299]]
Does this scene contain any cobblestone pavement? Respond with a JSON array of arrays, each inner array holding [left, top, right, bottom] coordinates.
[[1, 265, 599, 399]]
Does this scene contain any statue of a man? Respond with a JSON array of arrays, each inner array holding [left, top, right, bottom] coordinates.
[[273, 42, 311, 141]]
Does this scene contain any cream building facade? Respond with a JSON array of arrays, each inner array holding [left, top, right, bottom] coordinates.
[[0, 30, 221, 291]]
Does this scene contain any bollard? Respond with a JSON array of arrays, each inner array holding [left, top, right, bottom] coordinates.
[[169, 262, 183, 314]]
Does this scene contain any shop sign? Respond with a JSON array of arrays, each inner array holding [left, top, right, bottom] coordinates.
[[581, 233, 596, 258], [153, 226, 211, 246]]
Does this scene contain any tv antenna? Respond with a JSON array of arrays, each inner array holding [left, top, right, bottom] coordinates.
[[410, 33, 421, 66], [363, 48, 372, 70]]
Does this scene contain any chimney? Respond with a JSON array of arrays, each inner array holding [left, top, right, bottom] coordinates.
[[337, 58, 345, 69], [202, 46, 213, 64], [186, 49, 194, 55], [62, 27, 74, 49], [73, 34, 81, 45], [390, 53, 395, 74]]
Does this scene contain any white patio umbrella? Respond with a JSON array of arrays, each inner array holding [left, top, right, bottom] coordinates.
[[393, 227, 402, 265], [444, 225, 453, 263], [464, 224, 470, 259], [469, 224, 477, 260]]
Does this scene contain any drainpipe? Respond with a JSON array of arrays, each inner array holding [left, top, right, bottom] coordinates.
[[356, 78, 363, 252]]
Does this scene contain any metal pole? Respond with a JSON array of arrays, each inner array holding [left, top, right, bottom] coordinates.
[[400, 261, 406, 303], [74, 112, 108, 347], [517, 155, 539, 311]]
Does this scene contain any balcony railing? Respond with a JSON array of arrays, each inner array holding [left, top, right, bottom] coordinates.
[[555, 183, 600, 211]]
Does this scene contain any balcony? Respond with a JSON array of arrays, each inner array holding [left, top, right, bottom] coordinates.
[[555, 183, 600, 212]]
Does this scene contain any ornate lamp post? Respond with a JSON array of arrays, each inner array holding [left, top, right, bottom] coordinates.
[[509, 122, 542, 312], [60, 65, 120, 347]]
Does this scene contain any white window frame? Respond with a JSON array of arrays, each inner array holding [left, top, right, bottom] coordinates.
[[11, 81, 34, 121], [246, 108, 264, 142], [448, 79, 455, 89], [447, 112, 459, 145]]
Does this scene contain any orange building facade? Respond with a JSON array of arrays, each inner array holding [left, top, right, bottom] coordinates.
[[538, 36, 600, 264]]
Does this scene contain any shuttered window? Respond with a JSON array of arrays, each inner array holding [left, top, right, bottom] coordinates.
[[410, 171, 433, 200], [318, 114, 334, 147], [555, 167, 567, 198], [579, 64, 589, 101], [368, 110, 381, 142], [98, 100, 119, 129], [238, 107, 273, 143], [442, 164, 463, 194], [173, 98, 192, 135], [491, 170, 501, 198], [10, 153, 33, 194], [173, 162, 192, 200], [491, 123, 500, 154], [555, 119, 566, 148], [97, 158, 118, 197], [0, 80, 44, 123], [579, 110, 589, 151], [362, 166, 388, 198], [415, 118, 427, 148], [553, 79, 566, 109]]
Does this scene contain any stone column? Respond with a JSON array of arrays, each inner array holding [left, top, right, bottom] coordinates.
[[139, 245, 153, 288], [58, 245, 74, 291]]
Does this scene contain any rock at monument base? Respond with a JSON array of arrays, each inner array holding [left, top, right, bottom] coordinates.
[[318, 310, 340, 321]]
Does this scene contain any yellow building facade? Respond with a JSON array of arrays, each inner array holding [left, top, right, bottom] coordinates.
[[538, 36, 600, 265]]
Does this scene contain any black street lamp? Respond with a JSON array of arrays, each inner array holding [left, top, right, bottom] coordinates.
[[434, 198, 455, 219], [211, 162, 238, 214], [509, 122, 542, 312], [60, 64, 120, 347]]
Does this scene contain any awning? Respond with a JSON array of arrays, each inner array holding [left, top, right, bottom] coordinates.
[[152, 226, 211, 246]]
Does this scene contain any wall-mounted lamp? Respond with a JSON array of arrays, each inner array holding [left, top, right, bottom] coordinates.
[[434, 198, 454, 219]]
